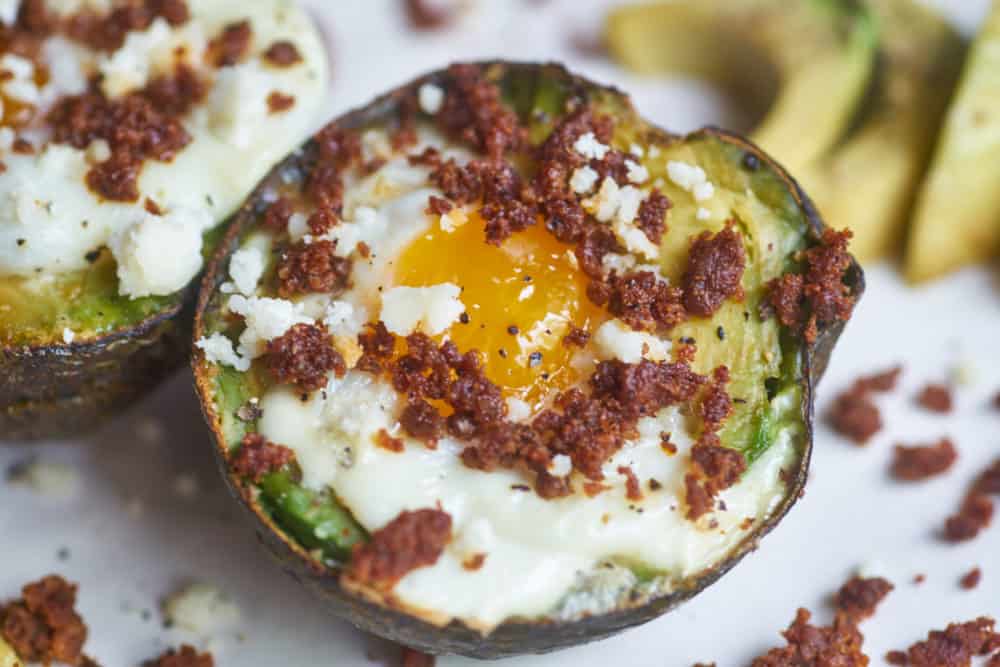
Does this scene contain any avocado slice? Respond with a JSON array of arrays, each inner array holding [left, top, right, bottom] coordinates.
[[905, 2, 1000, 282], [193, 62, 862, 657], [798, 0, 965, 263], [605, 0, 879, 175]]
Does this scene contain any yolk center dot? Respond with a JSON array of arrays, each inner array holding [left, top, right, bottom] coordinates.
[[392, 210, 606, 408]]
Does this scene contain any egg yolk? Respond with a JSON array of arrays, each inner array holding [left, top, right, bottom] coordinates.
[[392, 211, 606, 408]]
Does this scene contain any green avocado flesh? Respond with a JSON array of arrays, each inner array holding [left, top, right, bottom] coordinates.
[[0, 226, 226, 347], [606, 0, 879, 175], [198, 62, 816, 577]]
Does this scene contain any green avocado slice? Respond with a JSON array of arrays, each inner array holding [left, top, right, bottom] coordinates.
[[193, 62, 862, 657], [905, 2, 1000, 282], [798, 0, 965, 263], [605, 0, 879, 175]]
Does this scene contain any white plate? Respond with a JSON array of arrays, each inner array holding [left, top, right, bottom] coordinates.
[[2, 1, 997, 665]]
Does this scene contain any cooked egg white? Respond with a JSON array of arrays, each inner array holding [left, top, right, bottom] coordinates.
[[0, 0, 328, 298], [207, 127, 801, 631]]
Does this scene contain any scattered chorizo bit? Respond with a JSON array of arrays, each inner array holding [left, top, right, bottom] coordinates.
[[142, 644, 214, 667], [266, 323, 346, 392], [913, 574, 926, 585], [960, 567, 982, 591], [403, 0, 454, 30], [348, 509, 453, 591], [400, 646, 436, 667], [905, 617, 1000, 667], [828, 383, 881, 444], [262, 197, 294, 232], [375, 429, 405, 453], [562, 325, 591, 348], [681, 223, 746, 318], [943, 457, 1000, 542], [856, 365, 903, 393], [891, 438, 958, 481], [749, 608, 868, 667], [834, 576, 894, 622], [591, 270, 687, 332], [685, 437, 746, 520], [886, 650, 909, 665], [276, 240, 352, 297], [765, 228, 856, 344], [699, 366, 732, 432], [993, 391, 1000, 410], [230, 433, 295, 482], [263, 40, 302, 67], [436, 63, 526, 160], [207, 20, 252, 67], [916, 383, 953, 414], [267, 91, 296, 114], [636, 189, 671, 245], [0, 575, 89, 667], [462, 553, 486, 571], [617, 466, 642, 501], [399, 399, 444, 442]]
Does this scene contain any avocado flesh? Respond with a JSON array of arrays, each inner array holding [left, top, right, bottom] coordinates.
[[0, 227, 225, 441], [905, 3, 1000, 282], [193, 63, 862, 657], [605, 0, 879, 175], [798, 0, 965, 263]]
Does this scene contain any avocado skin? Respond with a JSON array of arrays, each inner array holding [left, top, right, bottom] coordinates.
[[0, 294, 192, 441], [193, 62, 863, 658]]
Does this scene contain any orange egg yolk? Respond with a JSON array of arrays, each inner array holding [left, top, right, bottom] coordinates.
[[392, 211, 607, 408]]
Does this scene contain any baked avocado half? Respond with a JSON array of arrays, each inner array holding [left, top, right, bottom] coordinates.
[[905, 1, 1000, 282], [193, 62, 862, 658], [605, 0, 878, 175], [0, 0, 328, 440]]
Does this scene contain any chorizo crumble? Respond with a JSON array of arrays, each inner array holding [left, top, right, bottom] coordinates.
[[0, 575, 90, 667], [143, 645, 214, 667], [347, 508, 453, 590], [400, 646, 436, 667], [266, 323, 346, 392], [959, 567, 981, 591], [890, 438, 958, 481], [230, 433, 296, 482], [827, 366, 901, 444], [943, 457, 1000, 542], [834, 576, 893, 622], [916, 383, 953, 414]]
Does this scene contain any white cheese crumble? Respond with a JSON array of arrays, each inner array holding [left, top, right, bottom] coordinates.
[[228, 247, 265, 297], [228, 294, 313, 360], [667, 161, 715, 201], [594, 319, 670, 364], [287, 212, 309, 240], [418, 83, 445, 115], [62, 328, 76, 344], [518, 284, 535, 301], [625, 159, 649, 185], [110, 207, 211, 299], [164, 584, 241, 635], [549, 454, 572, 477], [439, 207, 467, 233], [697, 207, 712, 221], [196, 333, 250, 372], [322, 300, 358, 337], [380, 283, 464, 336], [506, 397, 532, 422], [0, 53, 40, 104], [98, 17, 174, 98], [208, 60, 275, 150], [0, 0, 19, 25], [629, 143, 644, 158], [569, 165, 599, 194], [573, 132, 610, 160]]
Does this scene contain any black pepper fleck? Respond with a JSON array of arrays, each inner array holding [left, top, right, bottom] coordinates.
[[742, 153, 760, 171], [679, 336, 695, 345], [716, 326, 725, 341], [459, 312, 470, 324], [528, 352, 543, 367], [84, 250, 100, 263], [16, 238, 25, 246], [498, 348, 508, 359], [507, 325, 519, 335]]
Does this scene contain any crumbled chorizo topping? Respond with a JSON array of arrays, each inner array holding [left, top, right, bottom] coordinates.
[[267, 91, 296, 114], [264, 40, 303, 67], [61, 0, 191, 52], [143, 645, 214, 667], [375, 429, 405, 453], [589, 271, 686, 333], [943, 457, 1000, 542], [765, 229, 856, 344], [562, 325, 591, 348], [262, 197, 295, 232], [682, 223, 746, 318], [750, 608, 868, 667], [276, 240, 352, 297], [462, 553, 487, 571], [435, 64, 526, 160], [835, 576, 893, 622], [230, 433, 295, 482], [0, 575, 89, 667], [403, 0, 454, 30], [904, 617, 1000, 667], [400, 646, 436, 667], [685, 437, 746, 520], [617, 465, 642, 501], [207, 20, 252, 67], [266, 323, 345, 392], [891, 438, 957, 481], [827, 366, 900, 444], [348, 508, 453, 590], [959, 567, 981, 591], [916, 383, 953, 414], [636, 189, 671, 245]]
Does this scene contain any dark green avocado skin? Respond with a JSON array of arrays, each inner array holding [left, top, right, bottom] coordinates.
[[195, 62, 865, 659], [0, 296, 192, 441]]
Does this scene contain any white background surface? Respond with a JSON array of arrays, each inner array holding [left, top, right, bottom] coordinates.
[[3, 1, 999, 665]]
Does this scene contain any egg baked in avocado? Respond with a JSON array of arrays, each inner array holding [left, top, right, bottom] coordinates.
[[0, 0, 327, 439], [193, 62, 862, 657]]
